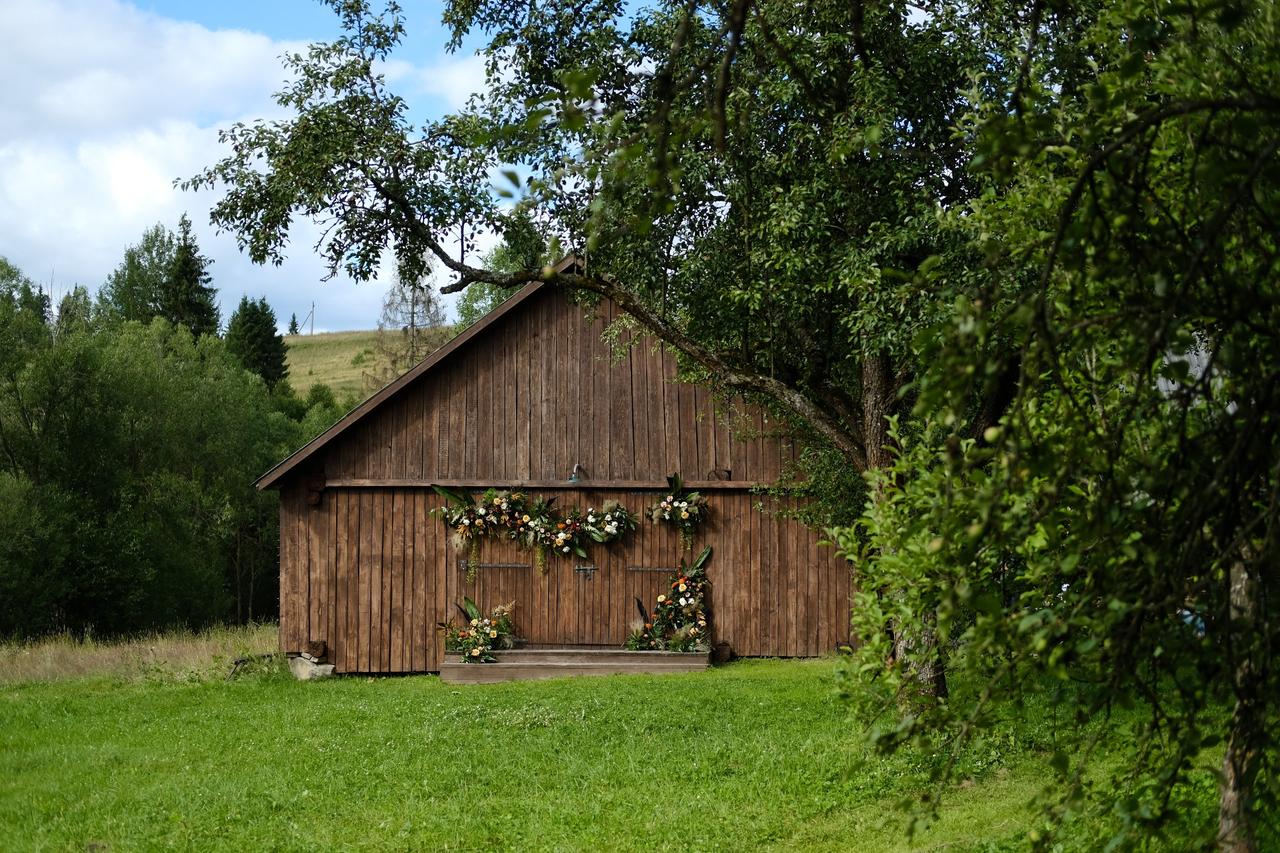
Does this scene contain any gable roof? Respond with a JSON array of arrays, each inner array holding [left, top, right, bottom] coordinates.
[[256, 256, 580, 490]]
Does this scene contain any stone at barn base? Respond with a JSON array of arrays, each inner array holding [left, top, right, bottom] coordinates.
[[288, 654, 335, 681]]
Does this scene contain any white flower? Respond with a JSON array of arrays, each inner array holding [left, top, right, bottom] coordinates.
[[666, 495, 673, 502], [679, 597, 688, 606], [562, 546, 570, 553], [605, 524, 617, 534], [477, 507, 486, 516], [587, 515, 596, 523], [462, 518, 471, 526], [679, 501, 688, 508]]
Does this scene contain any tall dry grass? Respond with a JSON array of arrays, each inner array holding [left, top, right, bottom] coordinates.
[[0, 623, 279, 684]]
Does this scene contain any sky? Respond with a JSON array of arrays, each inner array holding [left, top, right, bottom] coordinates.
[[0, 0, 494, 331]]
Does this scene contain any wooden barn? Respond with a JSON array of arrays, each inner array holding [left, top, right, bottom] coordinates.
[[258, 267, 853, 674]]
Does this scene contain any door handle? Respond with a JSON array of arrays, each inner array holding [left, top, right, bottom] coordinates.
[[574, 565, 597, 579]]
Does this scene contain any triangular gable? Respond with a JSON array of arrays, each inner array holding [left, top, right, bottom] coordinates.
[[256, 256, 580, 490]]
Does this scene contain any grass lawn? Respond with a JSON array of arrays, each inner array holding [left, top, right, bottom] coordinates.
[[0, 653, 1220, 851]]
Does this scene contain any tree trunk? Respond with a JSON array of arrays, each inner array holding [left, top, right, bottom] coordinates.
[[862, 353, 948, 701], [1219, 559, 1261, 852], [861, 353, 895, 472]]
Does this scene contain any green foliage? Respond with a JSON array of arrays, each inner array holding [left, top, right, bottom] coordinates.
[[99, 216, 220, 336], [186, 0, 1280, 840], [189, 0, 997, 500], [0, 257, 343, 638], [837, 0, 1280, 845], [455, 211, 547, 329], [98, 222, 175, 324], [161, 214, 220, 337], [287, 313, 299, 335], [224, 295, 288, 388]]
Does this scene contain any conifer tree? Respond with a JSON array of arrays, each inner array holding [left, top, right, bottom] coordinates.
[[288, 313, 299, 335], [225, 296, 288, 389], [160, 214, 219, 337]]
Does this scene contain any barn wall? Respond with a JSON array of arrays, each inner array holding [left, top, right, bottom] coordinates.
[[322, 289, 800, 485], [279, 485, 852, 672]]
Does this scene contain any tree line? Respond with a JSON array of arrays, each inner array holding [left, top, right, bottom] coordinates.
[[0, 222, 349, 638], [187, 0, 1280, 847]]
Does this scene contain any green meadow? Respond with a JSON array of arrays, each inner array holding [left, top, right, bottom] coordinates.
[[0, 639, 1222, 852]]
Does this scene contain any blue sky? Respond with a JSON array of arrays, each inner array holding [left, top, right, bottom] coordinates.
[[0, 0, 494, 331]]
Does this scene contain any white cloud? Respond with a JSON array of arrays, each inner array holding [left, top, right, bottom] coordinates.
[[0, 0, 479, 332], [416, 52, 490, 111], [1, 0, 296, 139]]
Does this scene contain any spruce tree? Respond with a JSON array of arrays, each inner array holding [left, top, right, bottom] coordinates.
[[160, 214, 219, 337], [288, 313, 299, 335], [225, 296, 288, 389]]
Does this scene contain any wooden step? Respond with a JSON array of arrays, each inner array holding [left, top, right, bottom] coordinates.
[[439, 648, 710, 684], [496, 648, 705, 665]]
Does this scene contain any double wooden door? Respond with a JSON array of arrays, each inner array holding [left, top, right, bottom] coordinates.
[[454, 540, 678, 647]]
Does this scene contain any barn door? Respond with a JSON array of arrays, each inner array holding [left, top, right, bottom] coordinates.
[[569, 557, 610, 645], [452, 534, 536, 642]]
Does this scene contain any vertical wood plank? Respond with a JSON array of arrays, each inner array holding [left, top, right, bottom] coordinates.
[[808, 509, 820, 655], [327, 490, 338, 662], [338, 490, 351, 673], [433, 491, 447, 669], [591, 308, 608, 484], [277, 492, 294, 652], [514, 306, 529, 478], [503, 315, 515, 480], [358, 491, 372, 672], [529, 296, 544, 479], [352, 491, 365, 671], [310, 497, 326, 649], [390, 490, 405, 671]]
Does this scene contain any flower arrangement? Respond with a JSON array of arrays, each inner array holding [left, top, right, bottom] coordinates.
[[518, 495, 562, 573], [647, 473, 710, 548], [432, 485, 635, 576], [440, 597, 516, 663], [626, 546, 712, 652], [435, 485, 489, 579], [584, 500, 638, 544]]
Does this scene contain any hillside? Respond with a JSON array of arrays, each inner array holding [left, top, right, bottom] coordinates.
[[284, 327, 454, 403]]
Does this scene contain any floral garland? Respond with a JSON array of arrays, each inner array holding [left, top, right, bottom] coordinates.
[[584, 500, 638, 544], [647, 473, 710, 549], [440, 597, 515, 663], [432, 486, 637, 579], [626, 546, 712, 653]]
